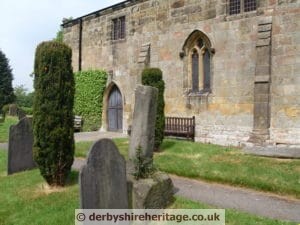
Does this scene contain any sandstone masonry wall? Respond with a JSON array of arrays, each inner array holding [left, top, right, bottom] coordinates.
[[271, 2, 300, 145], [63, 0, 300, 147]]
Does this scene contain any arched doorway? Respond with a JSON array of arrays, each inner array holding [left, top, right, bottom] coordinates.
[[107, 85, 123, 132]]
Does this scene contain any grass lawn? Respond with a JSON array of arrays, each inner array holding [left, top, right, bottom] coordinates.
[[172, 197, 297, 225], [75, 138, 129, 159], [156, 139, 300, 199], [0, 150, 296, 225], [76, 139, 300, 198], [0, 116, 19, 143]]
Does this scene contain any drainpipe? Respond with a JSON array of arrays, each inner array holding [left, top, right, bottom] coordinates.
[[78, 18, 83, 71]]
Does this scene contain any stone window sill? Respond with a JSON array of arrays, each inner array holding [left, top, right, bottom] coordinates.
[[188, 90, 211, 97], [225, 11, 257, 21], [111, 38, 127, 44]]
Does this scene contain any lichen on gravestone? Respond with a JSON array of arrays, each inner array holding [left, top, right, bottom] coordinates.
[[129, 85, 158, 161]]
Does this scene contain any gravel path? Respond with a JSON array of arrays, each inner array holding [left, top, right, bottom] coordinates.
[[0, 131, 127, 150], [171, 175, 300, 223], [74, 131, 127, 142]]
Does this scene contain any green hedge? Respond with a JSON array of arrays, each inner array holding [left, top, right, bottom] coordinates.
[[74, 70, 107, 131], [142, 68, 165, 151]]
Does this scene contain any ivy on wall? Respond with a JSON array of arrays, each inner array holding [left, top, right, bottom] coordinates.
[[74, 70, 107, 131]]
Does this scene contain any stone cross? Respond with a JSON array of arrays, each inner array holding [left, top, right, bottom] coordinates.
[[129, 85, 158, 160], [80, 139, 128, 209], [8, 117, 35, 175]]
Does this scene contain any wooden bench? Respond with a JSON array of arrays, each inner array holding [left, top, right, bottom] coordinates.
[[164, 116, 195, 141], [74, 116, 83, 132]]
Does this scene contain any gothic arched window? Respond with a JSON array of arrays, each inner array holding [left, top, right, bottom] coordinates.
[[182, 30, 213, 94]]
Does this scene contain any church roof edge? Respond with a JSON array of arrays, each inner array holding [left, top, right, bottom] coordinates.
[[62, 0, 146, 27]]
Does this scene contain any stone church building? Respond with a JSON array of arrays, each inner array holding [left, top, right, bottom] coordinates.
[[63, 0, 300, 147]]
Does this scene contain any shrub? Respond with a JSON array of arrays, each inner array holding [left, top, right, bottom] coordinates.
[[0, 104, 9, 121], [33, 41, 75, 186], [14, 85, 34, 108], [142, 68, 165, 151], [2, 104, 9, 114], [74, 70, 107, 131]]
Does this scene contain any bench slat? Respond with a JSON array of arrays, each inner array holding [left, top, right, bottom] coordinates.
[[164, 116, 195, 141]]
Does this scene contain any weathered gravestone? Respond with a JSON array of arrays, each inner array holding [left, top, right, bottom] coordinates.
[[80, 139, 128, 209], [8, 104, 18, 116], [129, 85, 158, 160], [8, 117, 35, 175], [127, 85, 174, 209], [17, 108, 26, 120]]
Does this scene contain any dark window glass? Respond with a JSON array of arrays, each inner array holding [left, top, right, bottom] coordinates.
[[203, 50, 211, 91], [229, 0, 241, 15], [120, 16, 126, 39], [244, 0, 257, 12], [112, 16, 126, 40], [192, 50, 199, 92], [112, 18, 119, 40], [229, 0, 256, 15], [197, 39, 204, 49]]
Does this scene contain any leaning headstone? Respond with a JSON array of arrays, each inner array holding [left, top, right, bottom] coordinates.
[[129, 85, 158, 160], [127, 85, 174, 209], [7, 117, 35, 175], [80, 139, 128, 209]]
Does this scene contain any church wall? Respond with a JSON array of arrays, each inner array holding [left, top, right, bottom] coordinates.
[[270, 2, 300, 145], [63, 0, 300, 147]]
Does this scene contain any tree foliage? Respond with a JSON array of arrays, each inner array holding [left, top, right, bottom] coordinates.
[[142, 68, 165, 151], [14, 85, 34, 108], [54, 17, 73, 43], [54, 30, 63, 43], [14, 85, 34, 115], [0, 49, 15, 113], [33, 41, 75, 186], [74, 70, 107, 131]]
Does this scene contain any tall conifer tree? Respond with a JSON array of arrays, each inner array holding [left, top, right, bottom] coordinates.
[[33, 41, 75, 186], [0, 49, 15, 112]]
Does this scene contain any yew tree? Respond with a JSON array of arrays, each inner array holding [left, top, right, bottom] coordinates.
[[33, 41, 75, 186]]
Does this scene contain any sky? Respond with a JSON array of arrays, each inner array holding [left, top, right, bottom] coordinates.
[[0, 0, 123, 92]]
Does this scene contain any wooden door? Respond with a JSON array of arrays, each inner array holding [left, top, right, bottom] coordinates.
[[108, 86, 123, 131]]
